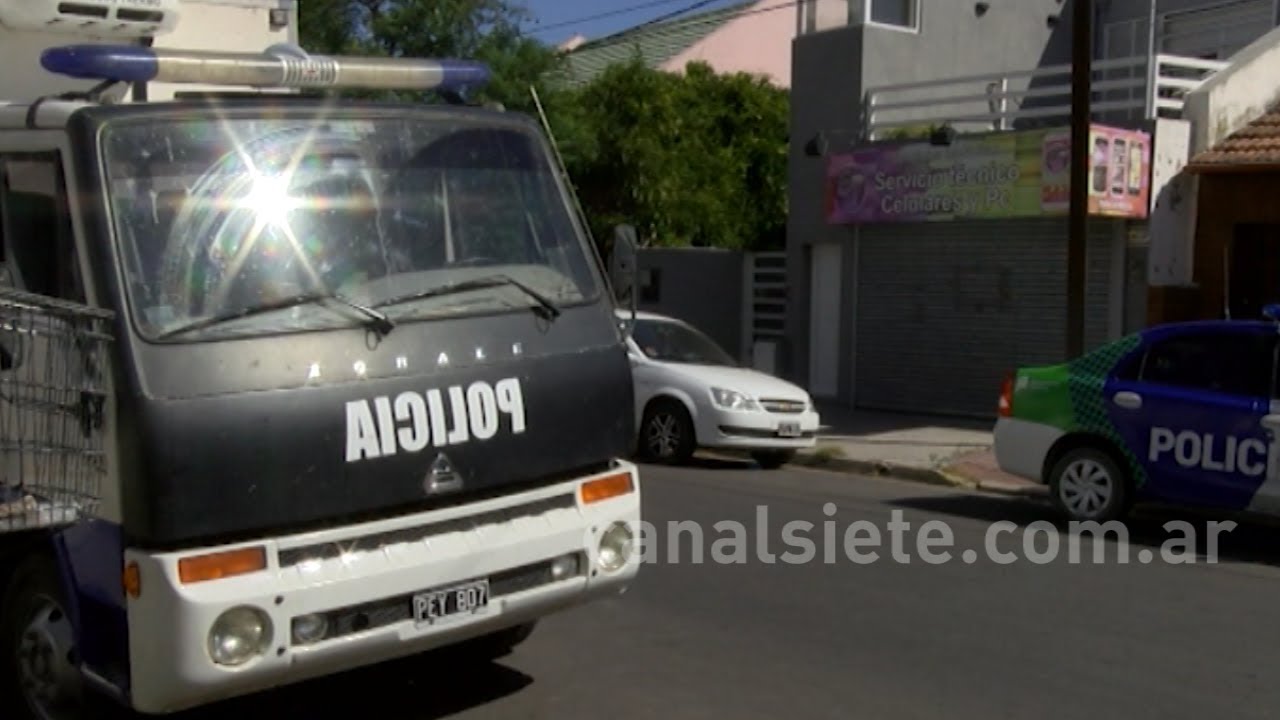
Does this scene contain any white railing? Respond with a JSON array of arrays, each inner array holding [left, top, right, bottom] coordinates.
[[863, 53, 1227, 140]]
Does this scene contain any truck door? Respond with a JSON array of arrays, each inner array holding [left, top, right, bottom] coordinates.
[[1107, 325, 1276, 512]]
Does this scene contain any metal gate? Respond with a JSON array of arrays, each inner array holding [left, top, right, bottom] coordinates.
[[853, 219, 1116, 417], [744, 251, 787, 373]]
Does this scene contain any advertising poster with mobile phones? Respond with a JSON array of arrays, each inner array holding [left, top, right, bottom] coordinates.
[[824, 123, 1150, 224]]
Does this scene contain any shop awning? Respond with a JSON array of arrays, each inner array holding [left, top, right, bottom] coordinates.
[[1185, 102, 1280, 173]]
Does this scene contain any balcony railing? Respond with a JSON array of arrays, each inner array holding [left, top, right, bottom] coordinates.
[[863, 53, 1227, 140]]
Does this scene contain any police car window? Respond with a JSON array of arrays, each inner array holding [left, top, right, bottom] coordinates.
[[1139, 331, 1274, 397], [1112, 345, 1144, 381]]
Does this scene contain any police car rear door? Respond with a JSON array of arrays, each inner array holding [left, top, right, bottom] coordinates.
[[1107, 324, 1276, 512]]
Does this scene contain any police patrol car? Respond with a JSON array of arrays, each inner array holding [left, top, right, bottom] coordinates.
[[994, 307, 1280, 522]]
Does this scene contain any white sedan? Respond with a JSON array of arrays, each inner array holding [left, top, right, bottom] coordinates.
[[618, 310, 821, 468]]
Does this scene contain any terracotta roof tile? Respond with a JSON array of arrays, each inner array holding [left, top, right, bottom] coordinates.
[[1188, 104, 1280, 169]]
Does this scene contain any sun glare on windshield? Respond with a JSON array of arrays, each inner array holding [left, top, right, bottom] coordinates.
[[102, 114, 601, 340]]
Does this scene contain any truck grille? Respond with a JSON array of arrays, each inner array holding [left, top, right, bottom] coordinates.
[[277, 493, 577, 569]]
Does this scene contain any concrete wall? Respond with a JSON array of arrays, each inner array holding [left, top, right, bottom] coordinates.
[[801, 0, 853, 33], [863, 0, 1075, 131], [636, 247, 745, 361], [1145, 24, 1280, 302], [859, 0, 1072, 86], [664, 0, 795, 88], [1183, 25, 1280, 154], [785, 26, 863, 387]]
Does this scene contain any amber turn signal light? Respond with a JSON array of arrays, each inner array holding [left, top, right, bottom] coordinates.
[[123, 561, 141, 598], [580, 472, 635, 505], [177, 546, 267, 584]]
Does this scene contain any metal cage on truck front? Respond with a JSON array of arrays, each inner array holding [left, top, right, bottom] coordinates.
[[0, 287, 112, 531]]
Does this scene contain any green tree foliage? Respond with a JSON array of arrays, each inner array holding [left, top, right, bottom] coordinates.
[[546, 59, 788, 252], [298, 0, 559, 110], [298, 3, 789, 253]]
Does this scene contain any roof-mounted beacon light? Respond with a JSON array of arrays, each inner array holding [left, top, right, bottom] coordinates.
[[0, 0, 180, 38], [39, 43, 493, 94]]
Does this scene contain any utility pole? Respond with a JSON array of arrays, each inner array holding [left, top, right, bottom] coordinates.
[[1067, 0, 1092, 358]]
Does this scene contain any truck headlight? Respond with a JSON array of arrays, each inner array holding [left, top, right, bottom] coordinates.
[[208, 606, 273, 666], [597, 522, 634, 572], [711, 387, 760, 411]]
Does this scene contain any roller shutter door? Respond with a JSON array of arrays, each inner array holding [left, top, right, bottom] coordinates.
[[1160, 0, 1274, 59], [853, 218, 1115, 417]]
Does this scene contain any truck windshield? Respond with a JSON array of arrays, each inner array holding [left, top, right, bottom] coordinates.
[[100, 113, 601, 341]]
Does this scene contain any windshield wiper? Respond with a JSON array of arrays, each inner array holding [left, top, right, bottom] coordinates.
[[372, 274, 561, 321], [155, 291, 395, 341]]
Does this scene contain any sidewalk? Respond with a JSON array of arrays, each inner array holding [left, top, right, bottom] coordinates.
[[793, 403, 1045, 497]]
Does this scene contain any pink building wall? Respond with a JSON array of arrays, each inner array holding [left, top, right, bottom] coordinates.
[[659, 0, 794, 87]]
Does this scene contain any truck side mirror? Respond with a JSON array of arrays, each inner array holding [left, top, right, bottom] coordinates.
[[609, 224, 638, 305]]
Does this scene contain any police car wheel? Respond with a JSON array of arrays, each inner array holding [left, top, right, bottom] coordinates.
[[1048, 447, 1129, 522], [0, 554, 90, 720]]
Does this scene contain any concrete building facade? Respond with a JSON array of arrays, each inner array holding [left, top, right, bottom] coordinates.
[[784, 0, 1280, 419]]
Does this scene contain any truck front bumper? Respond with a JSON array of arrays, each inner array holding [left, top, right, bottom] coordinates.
[[124, 461, 641, 714]]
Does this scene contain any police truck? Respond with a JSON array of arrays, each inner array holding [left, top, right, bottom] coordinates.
[[0, 0, 643, 717]]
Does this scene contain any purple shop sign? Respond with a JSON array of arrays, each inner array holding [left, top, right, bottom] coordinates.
[[825, 148, 915, 224]]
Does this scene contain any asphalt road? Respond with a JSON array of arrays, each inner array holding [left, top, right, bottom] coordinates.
[[170, 458, 1280, 720]]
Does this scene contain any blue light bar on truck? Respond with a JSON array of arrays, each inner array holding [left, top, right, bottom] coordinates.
[[39, 44, 492, 93]]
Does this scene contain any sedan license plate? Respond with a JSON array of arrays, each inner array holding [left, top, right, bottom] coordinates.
[[778, 421, 801, 438], [413, 579, 490, 625]]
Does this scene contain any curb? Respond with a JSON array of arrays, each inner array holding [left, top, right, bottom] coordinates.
[[793, 453, 1046, 498]]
